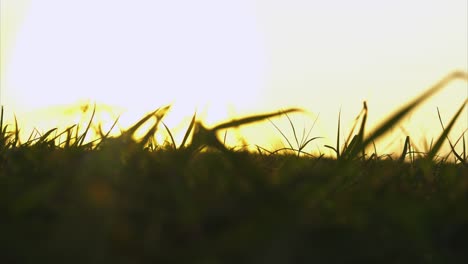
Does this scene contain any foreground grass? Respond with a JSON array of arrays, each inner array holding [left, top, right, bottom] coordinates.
[[0, 71, 467, 263]]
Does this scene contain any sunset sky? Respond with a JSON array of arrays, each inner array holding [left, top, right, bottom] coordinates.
[[1, 0, 467, 155]]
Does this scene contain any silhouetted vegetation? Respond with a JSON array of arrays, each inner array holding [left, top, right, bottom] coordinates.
[[1, 72, 467, 263]]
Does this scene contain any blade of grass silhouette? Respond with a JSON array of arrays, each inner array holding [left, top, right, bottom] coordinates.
[[269, 119, 295, 152], [96, 105, 170, 151], [343, 104, 366, 152], [324, 145, 338, 157], [162, 122, 176, 150], [121, 105, 171, 141], [427, 99, 467, 161], [0, 106, 3, 140], [342, 136, 359, 160], [275, 110, 322, 157], [74, 123, 80, 145], [399, 136, 411, 162], [180, 112, 196, 149], [0, 106, 7, 149], [75, 103, 96, 147], [59, 125, 76, 148], [440, 132, 468, 164], [339, 102, 368, 160], [255, 144, 273, 155], [297, 137, 322, 154], [358, 102, 368, 159], [297, 113, 319, 156], [189, 108, 302, 154], [212, 108, 302, 131], [324, 109, 341, 159], [13, 115, 19, 147], [436, 107, 467, 164], [342, 101, 368, 160], [139, 122, 160, 148], [101, 116, 120, 140], [94, 116, 120, 149], [138, 106, 171, 147], [301, 123, 306, 148], [463, 134, 466, 162], [284, 112, 300, 149], [38, 128, 58, 144], [371, 140, 378, 160], [223, 130, 228, 145], [336, 107, 341, 160], [362, 71, 468, 154]]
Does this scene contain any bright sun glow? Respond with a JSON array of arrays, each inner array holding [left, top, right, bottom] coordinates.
[[1, 0, 467, 155]]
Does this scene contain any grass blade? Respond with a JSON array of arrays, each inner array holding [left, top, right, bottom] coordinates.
[[337, 108, 341, 159], [399, 136, 410, 162], [285, 112, 300, 149], [38, 128, 58, 144], [437, 107, 466, 163], [298, 136, 322, 153], [180, 112, 197, 148], [427, 99, 467, 161], [122, 105, 171, 140], [13, 115, 20, 147], [212, 108, 302, 131], [362, 71, 468, 153], [139, 106, 171, 147], [75, 103, 96, 147], [269, 119, 295, 151], [463, 133, 466, 162], [162, 122, 177, 150]]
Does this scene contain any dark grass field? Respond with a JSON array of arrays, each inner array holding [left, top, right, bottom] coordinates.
[[1, 145, 467, 263], [1, 71, 468, 263]]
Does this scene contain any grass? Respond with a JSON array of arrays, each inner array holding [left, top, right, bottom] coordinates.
[[0, 71, 467, 263]]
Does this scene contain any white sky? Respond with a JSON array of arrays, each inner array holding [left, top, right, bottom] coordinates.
[[1, 0, 467, 155]]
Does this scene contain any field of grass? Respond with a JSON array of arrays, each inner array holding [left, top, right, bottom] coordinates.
[[1, 71, 467, 263]]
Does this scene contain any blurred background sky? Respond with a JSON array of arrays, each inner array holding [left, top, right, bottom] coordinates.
[[1, 0, 467, 155]]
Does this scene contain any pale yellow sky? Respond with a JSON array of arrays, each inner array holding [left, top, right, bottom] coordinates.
[[1, 0, 467, 156]]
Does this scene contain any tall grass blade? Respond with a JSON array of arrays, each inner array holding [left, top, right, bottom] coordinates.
[[343, 105, 366, 152], [270, 119, 295, 151], [437, 107, 466, 163], [399, 136, 410, 162], [299, 113, 319, 151], [342, 135, 359, 160], [13, 115, 20, 147], [463, 134, 466, 162], [139, 123, 159, 148], [162, 122, 176, 150], [0, 106, 3, 139], [212, 108, 302, 131], [139, 106, 171, 147], [427, 99, 467, 161], [0, 106, 5, 149], [325, 107, 341, 160], [61, 125, 77, 148], [362, 71, 468, 153], [38, 128, 58, 144], [188, 108, 301, 155], [285, 112, 300, 149], [223, 130, 228, 145], [339, 102, 368, 160], [101, 116, 120, 140], [180, 112, 196, 149], [122, 105, 171, 140], [76, 103, 96, 147], [353, 101, 368, 160], [337, 108, 341, 159], [298, 136, 322, 153], [324, 144, 338, 157], [94, 117, 120, 149]]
